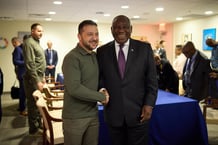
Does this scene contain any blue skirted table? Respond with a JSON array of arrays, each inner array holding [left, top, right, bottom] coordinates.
[[98, 90, 209, 145]]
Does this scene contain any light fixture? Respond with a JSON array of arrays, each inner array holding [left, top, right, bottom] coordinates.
[[103, 14, 110, 17], [49, 11, 56, 15], [205, 11, 213, 15], [155, 7, 164, 12], [121, 5, 129, 9], [53, 1, 62, 5], [133, 15, 140, 19], [176, 17, 183, 21], [45, 18, 52, 21]]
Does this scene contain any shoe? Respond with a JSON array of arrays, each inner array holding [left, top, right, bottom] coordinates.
[[29, 129, 43, 136], [20, 111, 28, 116]]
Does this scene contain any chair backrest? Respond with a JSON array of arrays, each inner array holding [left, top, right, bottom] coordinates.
[[33, 90, 63, 145]]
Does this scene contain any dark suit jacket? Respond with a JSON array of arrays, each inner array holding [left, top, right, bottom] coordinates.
[[182, 51, 211, 101], [44, 49, 58, 66], [12, 44, 25, 80], [97, 39, 158, 127], [156, 59, 179, 94]]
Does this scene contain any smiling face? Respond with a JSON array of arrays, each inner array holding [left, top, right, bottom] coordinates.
[[78, 24, 99, 51], [111, 15, 132, 45]]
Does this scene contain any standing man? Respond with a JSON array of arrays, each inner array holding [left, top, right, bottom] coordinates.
[[182, 41, 211, 101], [153, 40, 167, 60], [97, 15, 158, 145], [44, 40, 58, 78], [62, 20, 109, 145], [23, 23, 46, 135], [11, 37, 27, 116]]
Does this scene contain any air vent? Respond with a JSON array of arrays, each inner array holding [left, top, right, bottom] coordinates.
[[182, 14, 205, 18], [28, 13, 49, 18], [0, 17, 13, 20]]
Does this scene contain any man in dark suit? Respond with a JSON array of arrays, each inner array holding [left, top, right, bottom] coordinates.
[[11, 37, 27, 116], [44, 40, 58, 78], [182, 41, 211, 102], [153, 40, 167, 60], [97, 15, 158, 145]]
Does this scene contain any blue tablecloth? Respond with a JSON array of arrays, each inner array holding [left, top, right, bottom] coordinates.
[[98, 90, 209, 145]]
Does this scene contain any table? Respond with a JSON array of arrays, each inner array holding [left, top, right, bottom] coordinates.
[[98, 90, 209, 145]]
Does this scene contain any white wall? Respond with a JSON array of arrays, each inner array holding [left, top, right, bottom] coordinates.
[[173, 15, 218, 58]]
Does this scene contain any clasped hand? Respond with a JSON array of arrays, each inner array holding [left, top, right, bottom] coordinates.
[[99, 88, 109, 105]]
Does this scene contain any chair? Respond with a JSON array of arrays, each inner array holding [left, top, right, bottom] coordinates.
[[43, 85, 64, 110], [202, 97, 218, 124], [33, 90, 64, 145]]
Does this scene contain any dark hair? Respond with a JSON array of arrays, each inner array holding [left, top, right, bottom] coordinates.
[[159, 40, 165, 44], [31, 23, 41, 30], [23, 34, 30, 40], [176, 44, 183, 49], [78, 20, 97, 34]]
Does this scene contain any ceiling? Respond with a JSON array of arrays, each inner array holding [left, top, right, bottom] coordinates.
[[0, 0, 218, 25]]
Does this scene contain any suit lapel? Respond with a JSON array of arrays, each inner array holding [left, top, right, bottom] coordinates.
[[109, 42, 122, 79], [124, 40, 136, 77]]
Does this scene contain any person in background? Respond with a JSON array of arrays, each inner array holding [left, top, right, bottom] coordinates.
[[0, 67, 3, 123], [173, 45, 186, 79], [23, 23, 46, 135], [206, 38, 218, 71], [62, 20, 109, 145], [97, 15, 158, 145], [172, 44, 186, 95], [11, 36, 27, 116], [206, 38, 218, 98], [154, 53, 179, 94], [182, 41, 211, 102], [153, 40, 167, 60], [44, 40, 58, 78]]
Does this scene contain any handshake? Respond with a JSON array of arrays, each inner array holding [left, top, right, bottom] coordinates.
[[99, 88, 110, 105]]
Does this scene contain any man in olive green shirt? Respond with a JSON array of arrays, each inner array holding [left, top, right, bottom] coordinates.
[[62, 20, 109, 145], [23, 23, 46, 135]]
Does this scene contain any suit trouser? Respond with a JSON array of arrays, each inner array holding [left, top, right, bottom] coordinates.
[[23, 77, 42, 134], [18, 78, 26, 111], [45, 68, 55, 78], [63, 117, 99, 145], [108, 120, 150, 145]]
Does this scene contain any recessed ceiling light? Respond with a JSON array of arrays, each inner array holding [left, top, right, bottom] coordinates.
[[53, 1, 62, 5], [104, 14, 110, 17], [49, 11, 56, 15], [45, 18, 52, 21], [205, 11, 213, 15], [155, 7, 164, 12], [121, 5, 129, 9], [176, 17, 183, 21], [133, 15, 140, 19]]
